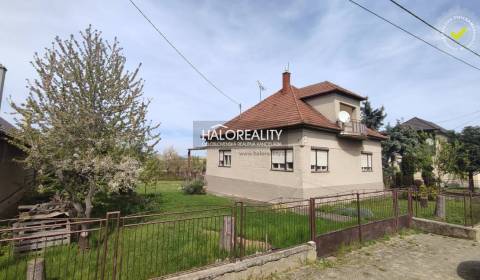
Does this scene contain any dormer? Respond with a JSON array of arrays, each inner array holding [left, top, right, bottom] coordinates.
[[298, 81, 368, 139]]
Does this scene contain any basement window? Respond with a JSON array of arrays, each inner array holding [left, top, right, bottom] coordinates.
[[311, 149, 329, 172], [361, 152, 373, 172], [271, 148, 293, 171], [219, 150, 231, 167]]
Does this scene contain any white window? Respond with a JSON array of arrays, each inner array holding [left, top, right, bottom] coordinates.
[[271, 149, 293, 171], [361, 152, 373, 172], [219, 150, 231, 167], [311, 149, 329, 172]]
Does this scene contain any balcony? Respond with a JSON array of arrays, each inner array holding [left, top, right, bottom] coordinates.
[[338, 120, 368, 139]]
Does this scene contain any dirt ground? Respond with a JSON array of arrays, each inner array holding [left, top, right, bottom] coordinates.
[[274, 233, 480, 280]]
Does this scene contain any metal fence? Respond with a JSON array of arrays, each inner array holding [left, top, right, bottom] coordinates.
[[0, 189, 479, 279], [413, 191, 480, 226]]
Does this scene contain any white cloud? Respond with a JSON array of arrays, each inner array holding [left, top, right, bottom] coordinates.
[[1, 0, 479, 155]]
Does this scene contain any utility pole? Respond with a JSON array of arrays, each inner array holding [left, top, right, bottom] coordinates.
[[0, 64, 7, 111]]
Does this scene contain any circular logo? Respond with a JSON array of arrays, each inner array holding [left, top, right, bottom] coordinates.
[[441, 16, 476, 50]]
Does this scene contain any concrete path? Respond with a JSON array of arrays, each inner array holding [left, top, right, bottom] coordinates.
[[274, 233, 480, 280]]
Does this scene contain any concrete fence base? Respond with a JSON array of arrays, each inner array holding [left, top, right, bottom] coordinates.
[[157, 241, 317, 280], [412, 218, 480, 241]]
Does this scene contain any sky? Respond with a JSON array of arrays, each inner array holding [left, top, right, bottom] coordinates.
[[1, 0, 479, 155]]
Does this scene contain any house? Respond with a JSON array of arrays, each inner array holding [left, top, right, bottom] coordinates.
[[205, 71, 386, 202], [0, 117, 34, 217], [401, 117, 478, 188]]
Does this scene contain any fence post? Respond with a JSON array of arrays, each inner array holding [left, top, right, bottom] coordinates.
[[470, 192, 474, 227], [232, 203, 238, 259], [407, 188, 413, 226], [100, 211, 120, 280], [309, 198, 316, 242], [463, 193, 467, 227], [392, 189, 398, 231], [236, 202, 245, 259], [111, 212, 121, 280], [356, 192, 362, 243]]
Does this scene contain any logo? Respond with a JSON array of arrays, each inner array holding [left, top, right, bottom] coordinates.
[[192, 121, 283, 148], [441, 16, 476, 50]]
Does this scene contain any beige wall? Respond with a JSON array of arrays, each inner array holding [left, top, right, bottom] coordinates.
[[305, 93, 361, 122], [301, 129, 383, 197], [206, 127, 384, 202]]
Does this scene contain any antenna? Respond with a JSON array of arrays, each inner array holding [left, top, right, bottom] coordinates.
[[285, 62, 290, 72], [257, 80, 266, 101]]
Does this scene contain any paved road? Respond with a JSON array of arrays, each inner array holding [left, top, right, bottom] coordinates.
[[275, 233, 480, 280]]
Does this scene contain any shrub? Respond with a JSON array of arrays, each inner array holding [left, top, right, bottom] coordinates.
[[417, 184, 437, 201], [181, 179, 206, 195]]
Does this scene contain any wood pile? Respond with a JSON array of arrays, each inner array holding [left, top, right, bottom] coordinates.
[[13, 202, 71, 254]]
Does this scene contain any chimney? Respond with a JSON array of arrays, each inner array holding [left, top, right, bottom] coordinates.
[[282, 70, 290, 92]]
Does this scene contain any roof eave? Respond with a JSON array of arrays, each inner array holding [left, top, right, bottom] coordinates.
[[300, 89, 367, 101]]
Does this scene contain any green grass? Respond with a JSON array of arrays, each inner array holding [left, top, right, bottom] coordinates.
[[2, 183, 479, 280], [92, 181, 234, 217]]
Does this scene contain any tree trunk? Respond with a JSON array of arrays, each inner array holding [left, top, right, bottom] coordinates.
[[468, 172, 475, 193], [73, 186, 95, 251], [78, 188, 94, 250]]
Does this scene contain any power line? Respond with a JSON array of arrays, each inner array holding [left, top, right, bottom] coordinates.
[[127, 0, 242, 113], [436, 110, 480, 123], [346, 0, 480, 72], [389, 0, 480, 59], [453, 118, 479, 130]]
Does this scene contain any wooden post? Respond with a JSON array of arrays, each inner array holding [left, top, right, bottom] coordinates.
[[27, 258, 45, 280], [220, 216, 235, 252]]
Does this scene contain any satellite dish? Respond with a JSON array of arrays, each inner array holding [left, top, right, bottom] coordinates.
[[338, 111, 351, 123]]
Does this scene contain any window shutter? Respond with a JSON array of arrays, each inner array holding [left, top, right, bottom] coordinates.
[[317, 150, 328, 167], [361, 153, 368, 168], [272, 150, 284, 164], [286, 150, 293, 163], [310, 150, 316, 166]]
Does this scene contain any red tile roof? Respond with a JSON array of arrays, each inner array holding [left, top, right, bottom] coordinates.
[[223, 81, 386, 140], [297, 81, 367, 101]]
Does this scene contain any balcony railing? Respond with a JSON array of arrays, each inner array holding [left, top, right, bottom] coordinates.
[[338, 120, 367, 139]]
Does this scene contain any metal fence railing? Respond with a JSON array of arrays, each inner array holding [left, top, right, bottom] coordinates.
[[0, 189, 479, 279], [413, 190, 480, 226]]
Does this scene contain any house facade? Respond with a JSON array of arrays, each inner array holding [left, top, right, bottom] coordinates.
[[205, 71, 386, 202], [401, 117, 479, 188]]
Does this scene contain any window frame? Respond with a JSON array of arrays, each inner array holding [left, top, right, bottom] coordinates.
[[361, 152, 373, 172], [270, 148, 294, 172], [218, 149, 232, 167], [311, 148, 329, 173]]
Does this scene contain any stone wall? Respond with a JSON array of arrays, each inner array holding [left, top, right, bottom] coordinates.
[[412, 217, 480, 241]]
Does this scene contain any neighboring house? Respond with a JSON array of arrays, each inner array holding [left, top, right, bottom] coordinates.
[[205, 71, 386, 202], [0, 117, 33, 217], [401, 117, 479, 187]]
